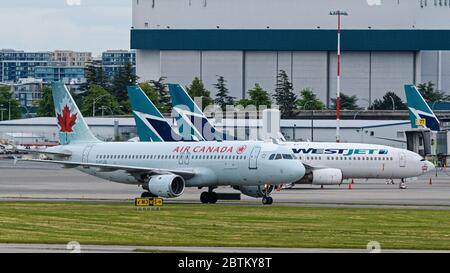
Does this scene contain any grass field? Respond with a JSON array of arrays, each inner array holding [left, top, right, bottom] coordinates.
[[0, 202, 450, 250]]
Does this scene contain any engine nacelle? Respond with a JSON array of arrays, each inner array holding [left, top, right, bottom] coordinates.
[[234, 185, 275, 198], [297, 168, 343, 185], [146, 175, 185, 198]]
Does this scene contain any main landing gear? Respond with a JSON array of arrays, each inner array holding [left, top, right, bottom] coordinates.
[[200, 187, 218, 204], [399, 178, 407, 189], [141, 191, 155, 198]]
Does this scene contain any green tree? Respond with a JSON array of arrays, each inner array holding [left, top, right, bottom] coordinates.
[[149, 77, 171, 113], [371, 91, 407, 110], [296, 88, 325, 110], [36, 85, 55, 117], [331, 93, 361, 110], [0, 86, 21, 120], [273, 70, 297, 118], [248, 84, 272, 108], [417, 81, 446, 102], [214, 76, 235, 111], [84, 64, 108, 90], [79, 85, 123, 117], [186, 77, 213, 110], [110, 62, 138, 113], [237, 84, 272, 109], [139, 82, 161, 109]]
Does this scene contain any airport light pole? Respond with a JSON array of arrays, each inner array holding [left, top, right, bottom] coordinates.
[[92, 94, 109, 117], [388, 95, 395, 111], [330, 10, 348, 143], [0, 105, 6, 121]]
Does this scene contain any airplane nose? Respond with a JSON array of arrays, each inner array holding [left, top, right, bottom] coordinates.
[[291, 161, 306, 180], [421, 160, 435, 173]]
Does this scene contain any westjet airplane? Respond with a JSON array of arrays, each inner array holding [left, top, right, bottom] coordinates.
[[15, 83, 307, 205], [164, 84, 435, 185], [404, 84, 441, 131]]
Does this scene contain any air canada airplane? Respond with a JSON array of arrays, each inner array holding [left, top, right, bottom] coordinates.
[[15, 82, 306, 205], [160, 84, 435, 185]]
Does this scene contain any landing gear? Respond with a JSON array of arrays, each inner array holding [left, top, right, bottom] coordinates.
[[261, 184, 274, 205], [262, 196, 273, 205], [386, 179, 395, 185], [141, 191, 153, 198], [399, 178, 407, 189], [200, 187, 218, 204]]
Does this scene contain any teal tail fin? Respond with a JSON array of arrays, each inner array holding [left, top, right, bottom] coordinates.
[[52, 82, 100, 145], [404, 84, 441, 131], [168, 83, 236, 141], [128, 85, 182, 142]]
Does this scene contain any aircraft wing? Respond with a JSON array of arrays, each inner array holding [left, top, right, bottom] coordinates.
[[17, 158, 195, 180], [12, 148, 72, 157]]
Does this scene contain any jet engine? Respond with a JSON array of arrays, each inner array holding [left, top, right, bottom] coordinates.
[[297, 168, 343, 185], [145, 175, 185, 198], [233, 185, 275, 198]]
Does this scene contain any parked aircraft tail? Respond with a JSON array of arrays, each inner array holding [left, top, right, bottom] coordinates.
[[52, 82, 100, 145], [128, 85, 182, 142], [168, 83, 235, 141], [404, 84, 441, 131]]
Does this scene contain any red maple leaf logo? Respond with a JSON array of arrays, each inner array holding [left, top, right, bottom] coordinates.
[[236, 145, 246, 154], [57, 105, 77, 133]]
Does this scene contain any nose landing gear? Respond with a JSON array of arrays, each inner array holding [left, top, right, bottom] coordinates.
[[262, 196, 273, 205], [261, 184, 274, 205]]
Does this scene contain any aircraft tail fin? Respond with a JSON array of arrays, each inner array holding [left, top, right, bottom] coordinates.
[[168, 83, 236, 141], [128, 85, 181, 142], [404, 84, 441, 131], [52, 82, 100, 145]]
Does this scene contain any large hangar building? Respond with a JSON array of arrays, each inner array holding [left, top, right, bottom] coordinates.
[[131, 0, 450, 108]]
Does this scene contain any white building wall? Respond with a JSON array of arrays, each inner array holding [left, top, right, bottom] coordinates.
[[201, 51, 244, 99], [245, 52, 278, 96], [370, 52, 415, 102], [160, 51, 201, 86], [133, 0, 448, 30], [292, 52, 328, 104], [329, 52, 371, 105], [136, 50, 161, 81]]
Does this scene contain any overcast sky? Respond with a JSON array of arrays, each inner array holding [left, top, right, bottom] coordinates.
[[0, 0, 131, 56]]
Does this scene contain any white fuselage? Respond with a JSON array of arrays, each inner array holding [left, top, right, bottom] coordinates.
[[289, 142, 434, 179], [48, 141, 305, 187]]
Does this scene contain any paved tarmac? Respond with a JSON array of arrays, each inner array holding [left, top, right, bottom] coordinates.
[[0, 243, 449, 253], [1, 158, 449, 253], [0, 159, 449, 209]]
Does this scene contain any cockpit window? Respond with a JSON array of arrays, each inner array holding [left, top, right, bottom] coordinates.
[[275, 154, 282, 160], [268, 154, 275, 160], [282, 154, 293, 160]]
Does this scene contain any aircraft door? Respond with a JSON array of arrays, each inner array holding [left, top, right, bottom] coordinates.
[[399, 152, 406, 167], [249, 146, 261, 169], [82, 145, 94, 163]]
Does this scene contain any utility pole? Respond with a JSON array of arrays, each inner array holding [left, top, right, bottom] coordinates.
[[330, 10, 348, 143]]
